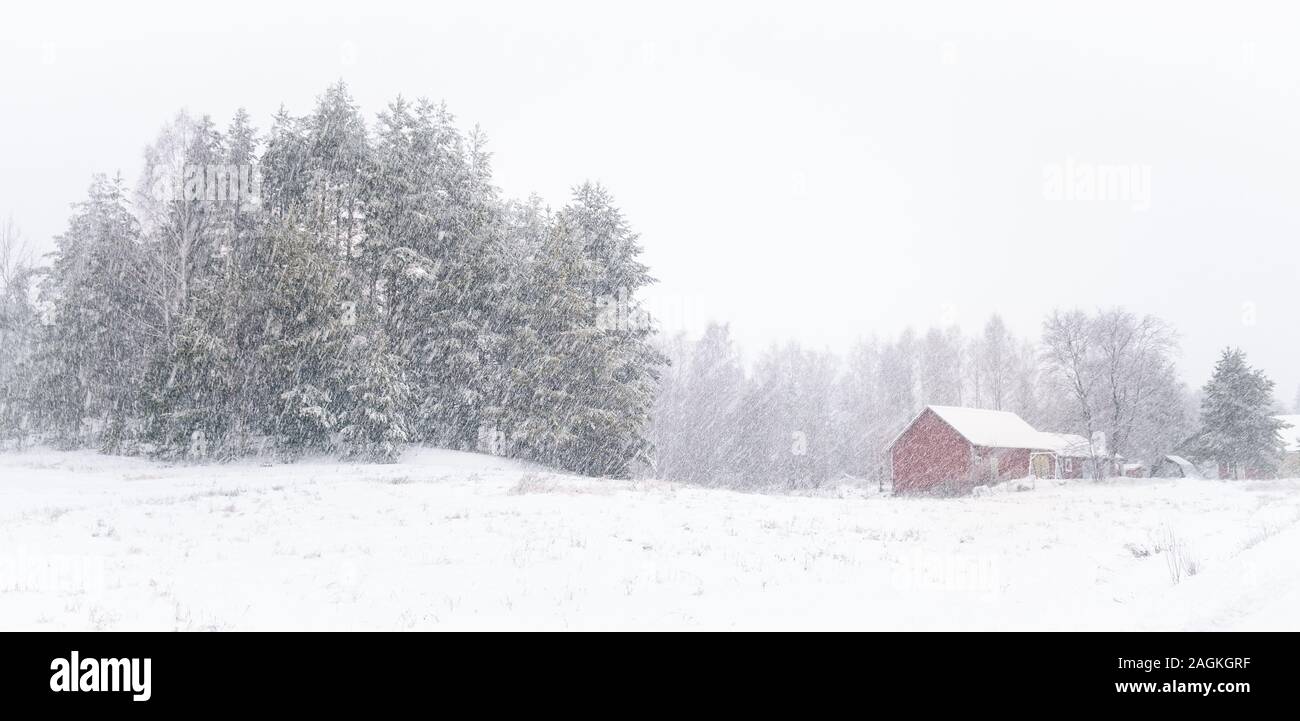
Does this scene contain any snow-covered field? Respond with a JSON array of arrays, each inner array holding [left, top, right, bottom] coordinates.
[[2, 448, 1298, 631]]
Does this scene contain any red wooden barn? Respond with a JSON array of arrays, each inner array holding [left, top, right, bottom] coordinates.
[[888, 405, 1066, 494]]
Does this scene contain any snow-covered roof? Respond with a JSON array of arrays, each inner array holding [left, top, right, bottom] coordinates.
[[1158, 455, 1202, 478], [888, 406, 1112, 457], [1035, 432, 1092, 458], [1277, 415, 1300, 453], [925, 405, 1055, 450]]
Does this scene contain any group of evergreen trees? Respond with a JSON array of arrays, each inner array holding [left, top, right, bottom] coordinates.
[[0, 83, 1291, 485], [0, 82, 663, 477]]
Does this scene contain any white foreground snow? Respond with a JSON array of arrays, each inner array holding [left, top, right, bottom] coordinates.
[[2, 448, 1298, 631]]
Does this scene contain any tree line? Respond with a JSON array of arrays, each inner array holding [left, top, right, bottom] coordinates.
[[0, 82, 1292, 484], [0, 82, 663, 477], [650, 312, 1293, 487]]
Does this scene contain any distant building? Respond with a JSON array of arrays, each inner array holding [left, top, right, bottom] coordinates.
[[888, 406, 1114, 494], [1151, 455, 1201, 479], [1038, 432, 1093, 479], [1121, 462, 1146, 478]]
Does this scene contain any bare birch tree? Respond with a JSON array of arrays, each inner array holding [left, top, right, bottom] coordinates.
[[1042, 309, 1103, 477]]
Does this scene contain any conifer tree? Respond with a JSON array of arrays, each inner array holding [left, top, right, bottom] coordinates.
[[1192, 348, 1286, 479], [338, 331, 411, 462], [0, 220, 40, 449], [304, 81, 371, 262], [252, 216, 351, 455], [260, 106, 310, 218], [548, 184, 665, 477], [501, 205, 596, 470], [38, 175, 152, 451]]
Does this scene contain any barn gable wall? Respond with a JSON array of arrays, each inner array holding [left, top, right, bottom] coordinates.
[[891, 409, 972, 493]]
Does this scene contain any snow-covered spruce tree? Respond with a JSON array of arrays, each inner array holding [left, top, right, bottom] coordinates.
[[500, 187, 664, 478], [37, 175, 154, 451], [249, 216, 351, 456], [500, 203, 597, 471], [337, 330, 411, 462], [0, 220, 40, 450], [430, 125, 514, 450], [211, 108, 268, 453], [303, 81, 371, 264], [361, 95, 421, 298], [552, 184, 665, 478], [1191, 348, 1286, 479], [369, 101, 512, 451], [246, 84, 373, 457], [260, 106, 311, 219], [491, 196, 556, 458], [141, 306, 236, 460], [364, 96, 499, 449]]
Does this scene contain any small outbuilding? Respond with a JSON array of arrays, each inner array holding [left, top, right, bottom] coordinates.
[[1039, 432, 1093, 479], [1121, 462, 1147, 478], [1150, 455, 1201, 479]]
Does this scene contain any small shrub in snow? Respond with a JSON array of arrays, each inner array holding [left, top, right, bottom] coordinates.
[[1124, 542, 1153, 558], [508, 473, 555, 495]]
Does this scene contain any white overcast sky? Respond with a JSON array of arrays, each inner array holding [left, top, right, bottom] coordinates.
[[2, 1, 1298, 399]]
